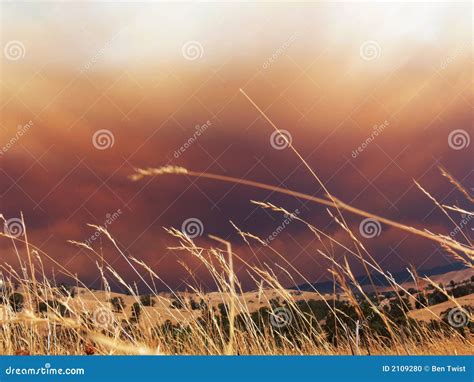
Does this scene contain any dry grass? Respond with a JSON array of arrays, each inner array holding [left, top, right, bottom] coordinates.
[[0, 90, 472, 355], [0, 164, 472, 355]]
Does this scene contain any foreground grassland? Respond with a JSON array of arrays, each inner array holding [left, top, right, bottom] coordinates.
[[0, 167, 472, 355], [0, 261, 472, 355]]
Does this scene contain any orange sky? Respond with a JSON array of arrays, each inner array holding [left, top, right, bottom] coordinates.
[[1, 2, 472, 291]]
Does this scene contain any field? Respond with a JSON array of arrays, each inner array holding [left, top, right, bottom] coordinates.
[[1, 1, 472, 359], [0, 166, 472, 356]]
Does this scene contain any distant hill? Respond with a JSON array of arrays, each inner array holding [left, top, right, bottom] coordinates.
[[292, 262, 470, 293]]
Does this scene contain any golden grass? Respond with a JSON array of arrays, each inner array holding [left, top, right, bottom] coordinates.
[[0, 241, 471, 356], [0, 162, 472, 355], [0, 91, 472, 356]]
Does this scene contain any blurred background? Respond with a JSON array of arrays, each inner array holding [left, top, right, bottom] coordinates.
[[0, 2, 472, 290]]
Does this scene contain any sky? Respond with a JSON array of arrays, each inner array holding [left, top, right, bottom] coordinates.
[[0, 2, 472, 291]]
